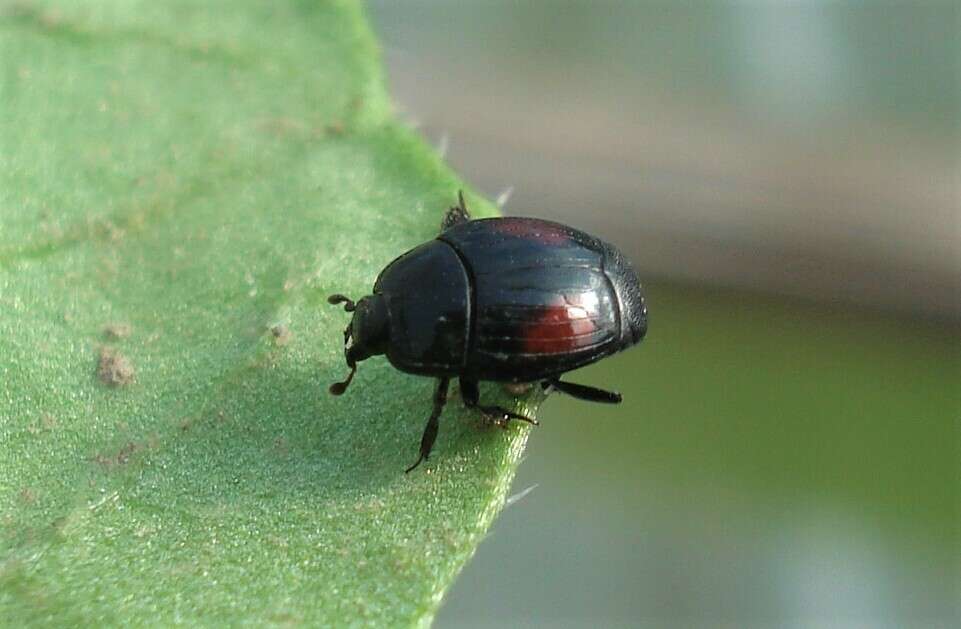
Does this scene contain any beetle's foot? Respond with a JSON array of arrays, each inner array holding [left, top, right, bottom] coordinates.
[[478, 405, 539, 429], [405, 454, 426, 474]]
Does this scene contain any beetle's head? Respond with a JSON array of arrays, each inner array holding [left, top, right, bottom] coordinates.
[[327, 293, 388, 395]]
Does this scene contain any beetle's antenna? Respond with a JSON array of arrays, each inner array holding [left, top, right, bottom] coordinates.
[[329, 317, 357, 396], [457, 189, 468, 214], [328, 294, 356, 312], [329, 362, 357, 395]]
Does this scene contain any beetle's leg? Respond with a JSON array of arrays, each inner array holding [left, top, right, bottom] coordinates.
[[441, 190, 472, 231], [328, 361, 357, 396], [460, 377, 539, 429], [406, 377, 450, 473], [546, 378, 622, 404]]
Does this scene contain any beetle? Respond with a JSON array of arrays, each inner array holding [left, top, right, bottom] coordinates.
[[329, 192, 647, 472]]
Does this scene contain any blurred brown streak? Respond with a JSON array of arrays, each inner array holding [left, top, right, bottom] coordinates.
[[386, 58, 960, 321]]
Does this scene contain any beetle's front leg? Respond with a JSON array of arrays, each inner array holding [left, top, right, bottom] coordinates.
[[460, 378, 539, 429], [406, 377, 450, 473]]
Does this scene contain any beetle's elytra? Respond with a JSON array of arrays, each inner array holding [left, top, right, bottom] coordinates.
[[329, 192, 647, 472]]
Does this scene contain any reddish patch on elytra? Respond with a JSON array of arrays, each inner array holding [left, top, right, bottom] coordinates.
[[522, 299, 599, 353], [491, 218, 570, 245]]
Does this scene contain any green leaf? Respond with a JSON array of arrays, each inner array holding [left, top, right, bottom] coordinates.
[[0, 2, 535, 625]]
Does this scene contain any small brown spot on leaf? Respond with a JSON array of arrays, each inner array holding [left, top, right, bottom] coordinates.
[[270, 324, 291, 346], [91, 441, 140, 468], [27, 412, 58, 435], [103, 322, 132, 340], [97, 346, 135, 386], [19, 487, 37, 504]]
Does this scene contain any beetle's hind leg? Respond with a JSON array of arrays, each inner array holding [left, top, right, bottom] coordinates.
[[406, 377, 451, 473], [441, 190, 472, 231], [460, 378, 539, 429], [545, 378, 622, 404]]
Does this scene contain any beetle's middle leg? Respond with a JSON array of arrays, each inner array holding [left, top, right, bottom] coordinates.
[[460, 378, 539, 429], [406, 377, 450, 473]]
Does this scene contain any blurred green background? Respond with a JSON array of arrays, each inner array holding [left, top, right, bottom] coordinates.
[[368, 2, 959, 627]]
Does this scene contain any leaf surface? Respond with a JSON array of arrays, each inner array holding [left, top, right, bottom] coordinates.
[[0, 2, 532, 625]]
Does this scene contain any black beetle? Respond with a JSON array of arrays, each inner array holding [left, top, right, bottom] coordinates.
[[329, 192, 647, 472]]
